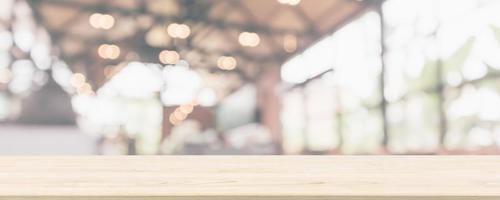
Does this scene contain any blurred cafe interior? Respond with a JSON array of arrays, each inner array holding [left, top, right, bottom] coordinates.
[[1, 0, 500, 155]]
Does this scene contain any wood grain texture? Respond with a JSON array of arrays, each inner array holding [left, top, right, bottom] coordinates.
[[0, 156, 499, 200]]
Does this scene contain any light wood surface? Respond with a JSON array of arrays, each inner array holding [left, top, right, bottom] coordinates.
[[0, 156, 499, 200]]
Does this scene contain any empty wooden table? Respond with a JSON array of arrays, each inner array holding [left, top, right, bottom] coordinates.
[[0, 156, 499, 200]]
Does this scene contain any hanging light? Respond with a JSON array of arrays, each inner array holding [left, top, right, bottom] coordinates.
[[98, 44, 120, 60], [167, 23, 191, 39], [217, 56, 237, 70], [159, 50, 180, 65], [89, 13, 115, 30], [238, 32, 260, 47], [177, 24, 190, 39], [100, 14, 115, 29]]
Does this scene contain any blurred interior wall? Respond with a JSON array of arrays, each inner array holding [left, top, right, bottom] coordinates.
[[0, 125, 97, 155]]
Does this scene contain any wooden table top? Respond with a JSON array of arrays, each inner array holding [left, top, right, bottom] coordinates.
[[0, 156, 499, 200]]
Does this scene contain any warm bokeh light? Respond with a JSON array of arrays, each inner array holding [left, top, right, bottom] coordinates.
[[97, 44, 120, 59], [283, 34, 297, 53], [88, 13, 102, 28], [177, 24, 191, 39], [173, 109, 187, 120], [100, 14, 115, 30], [217, 56, 237, 70], [70, 73, 86, 88], [167, 23, 191, 39], [89, 13, 115, 30], [169, 113, 181, 126], [159, 50, 180, 65], [76, 82, 93, 96], [238, 32, 260, 47], [179, 104, 194, 114], [169, 102, 197, 126]]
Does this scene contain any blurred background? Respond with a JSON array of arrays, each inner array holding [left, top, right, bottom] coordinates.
[[1, 0, 500, 155]]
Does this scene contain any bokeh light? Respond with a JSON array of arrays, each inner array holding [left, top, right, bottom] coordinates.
[[159, 50, 180, 65], [217, 56, 237, 70], [238, 32, 260, 47], [167, 23, 190, 39], [89, 13, 115, 30], [98, 44, 120, 60]]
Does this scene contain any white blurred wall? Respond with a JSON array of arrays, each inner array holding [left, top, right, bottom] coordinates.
[[0, 125, 97, 155]]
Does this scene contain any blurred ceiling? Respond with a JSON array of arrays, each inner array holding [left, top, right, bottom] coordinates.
[[27, 0, 373, 90]]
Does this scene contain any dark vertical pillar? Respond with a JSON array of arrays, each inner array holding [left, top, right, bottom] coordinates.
[[256, 67, 283, 154], [377, 3, 390, 151], [433, 29, 447, 151], [161, 106, 168, 139], [161, 106, 172, 146], [127, 137, 137, 155], [436, 60, 447, 149]]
